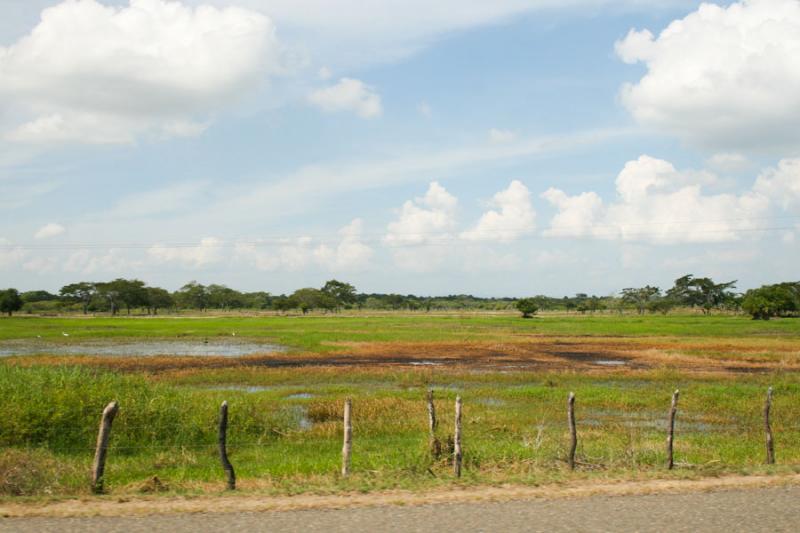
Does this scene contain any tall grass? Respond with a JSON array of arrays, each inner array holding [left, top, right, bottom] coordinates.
[[2, 364, 800, 497]]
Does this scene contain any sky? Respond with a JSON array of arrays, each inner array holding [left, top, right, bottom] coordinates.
[[1, 0, 799, 297]]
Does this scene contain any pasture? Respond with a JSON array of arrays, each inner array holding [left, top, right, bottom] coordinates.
[[1, 313, 799, 499]]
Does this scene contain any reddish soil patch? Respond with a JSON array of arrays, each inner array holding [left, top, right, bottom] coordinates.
[[7, 339, 799, 375]]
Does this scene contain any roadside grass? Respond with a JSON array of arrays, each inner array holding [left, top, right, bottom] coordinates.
[[2, 363, 799, 498]]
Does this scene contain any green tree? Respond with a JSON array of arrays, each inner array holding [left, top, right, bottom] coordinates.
[[742, 283, 800, 320], [175, 281, 208, 310], [515, 298, 539, 318], [0, 288, 23, 316], [621, 286, 661, 315], [146, 287, 174, 315], [59, 282, 96, 314], [289, 288, 337, 314], [21, 290, 58, 303], [321, 279, 357, 309], [666, 274, 737, 314]]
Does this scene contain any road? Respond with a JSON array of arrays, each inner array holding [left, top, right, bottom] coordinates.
[[2, 485, 798, 532]]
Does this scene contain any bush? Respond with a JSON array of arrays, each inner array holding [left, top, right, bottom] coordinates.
[[742, 283, 800, 320], [515, 298, 539, 318]]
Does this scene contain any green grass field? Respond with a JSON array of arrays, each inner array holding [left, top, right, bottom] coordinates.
[[1, 313, 799, 499]]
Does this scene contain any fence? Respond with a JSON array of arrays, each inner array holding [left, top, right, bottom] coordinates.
[[86, 387, 781, 493]]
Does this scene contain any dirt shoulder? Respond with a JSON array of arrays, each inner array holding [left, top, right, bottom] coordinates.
[[3, 473, 800, 518]]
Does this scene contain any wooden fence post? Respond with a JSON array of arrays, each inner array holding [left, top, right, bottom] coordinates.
[[342, 398, 352, 477], [453, 395, 463, 478], [218, 401, 236, 490], [427, 389, 441, 458], [567, 392, 577, 470], [91, 401, 119, 494], [764, 387, 775, 465], [667, 389, 679, 470]]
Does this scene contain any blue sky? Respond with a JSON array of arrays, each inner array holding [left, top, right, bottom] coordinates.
[[1, 0, 798, 296]]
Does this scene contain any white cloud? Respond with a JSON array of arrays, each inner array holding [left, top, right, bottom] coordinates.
[[461, 180, 536, 242], [706, 153, 752, 174], [234, 236, 314, 271], [314, 219, 373, 271], [384, 182, 457, 246], [33, 222, 65, 239], [23, 256, 57, 274], [616, 0, 800, 150], [0, 0, 279, 144], [317, 66, 332, 80], [148, 237, 224, 267], [384, 182, 458, 271], [488, 128, 516, 144], [754, 158, 800, 210], [542, 154, 772, 244], [0, 239, 27, 269], [63, 248, 141, 275], [192, 0, 683, 69], [308, 78, 382, 118]]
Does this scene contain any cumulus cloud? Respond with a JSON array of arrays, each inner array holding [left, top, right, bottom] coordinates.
[[148, 237, 224, 267], [384, 182, 457, 246], [0, 0, 280, 144], [754, 157, 800, 210], [616, 0, 800, 150], [461, 180, 536, 242], [384, 181, 458, 271], [34, 222, 65, 239], [542, 155, 772, 244], [308, 78, 382, 118], [314, 219, 373, 271]]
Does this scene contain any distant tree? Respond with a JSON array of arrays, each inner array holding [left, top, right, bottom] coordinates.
[[146, 287, 174, 315], [289, 288, 337, 314], [206, 284, 246, 309], [0, 288, 23, 316], [516, 298, 539, 318], [666, 274, 737, 314], [742, 283, 800, 320], [59, 282, 96, 314], [321, 280, 357, 310], [175, 281, 208, 310], [21, 290, 58, 304], [621, 286, 661, 315]]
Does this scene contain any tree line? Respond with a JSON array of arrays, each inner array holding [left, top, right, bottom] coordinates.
[[1, 274, 798, 320]]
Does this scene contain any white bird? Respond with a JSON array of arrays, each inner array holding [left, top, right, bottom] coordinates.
[[62, 332, 69, 337], [232, 332, 236, 336]]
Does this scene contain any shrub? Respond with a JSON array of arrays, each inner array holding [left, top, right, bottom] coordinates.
[[515, 298, 539, 318]]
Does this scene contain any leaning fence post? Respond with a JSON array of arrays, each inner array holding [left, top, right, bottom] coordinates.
[[453, 395, 463, 478], [667, 389, 680, 470], [764, 387, 775, 465], [342, 398, 352, 477], [218, 401, 236, 490], [567, 392, 577, 470], [427, 389, 441, 458], [91, 401, 119, 494]]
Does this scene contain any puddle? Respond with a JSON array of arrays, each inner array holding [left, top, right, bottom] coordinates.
[[206, 385, 273, 393], [409, 361, 443, 366], [584, 409, 736, 431], [286, 392, 314, 400], [287, 405, 313, 431], [477, 398, 505, 407], [593, 360, 627, 366], [0, 340, 287, 358]]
